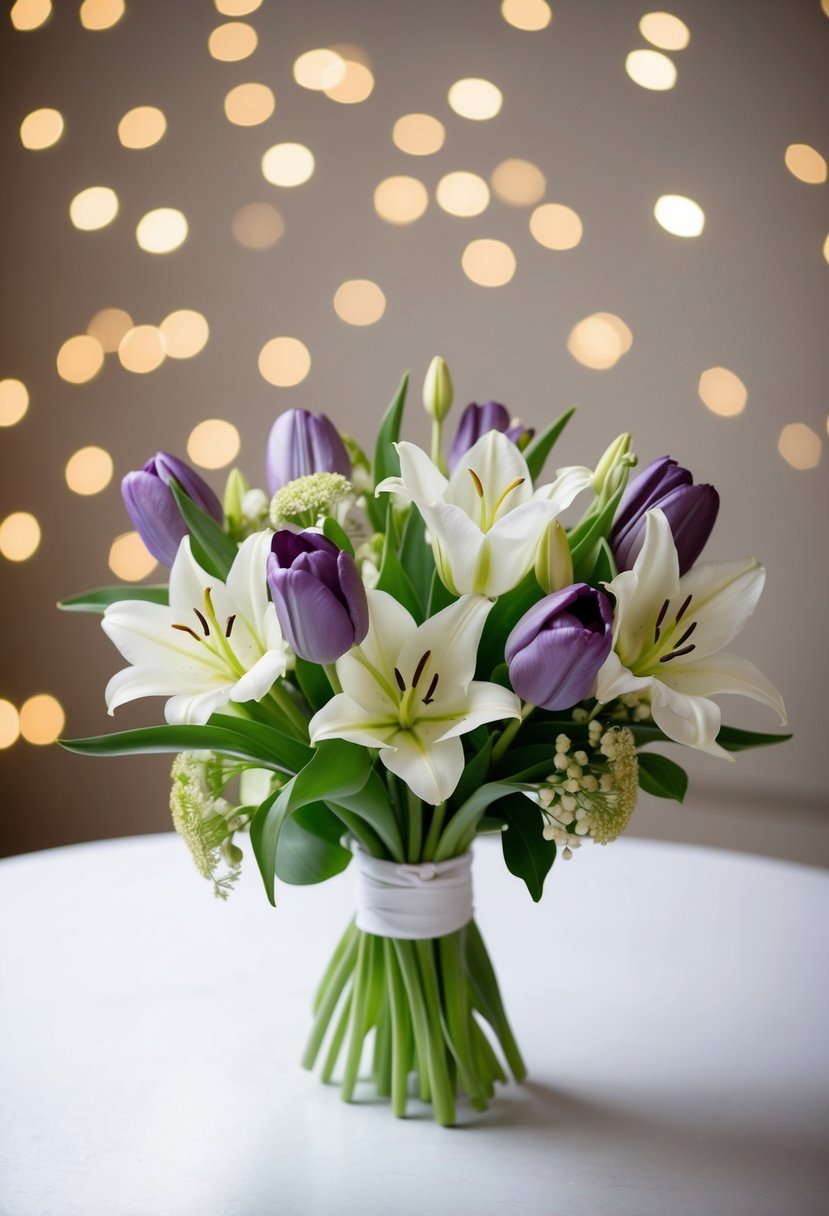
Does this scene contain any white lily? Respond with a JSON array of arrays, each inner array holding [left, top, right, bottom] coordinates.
[[376, 430, 592, 597], [309, 590, 521, 804], [103, 531, 290, 725], [595, 509, 786, 758]]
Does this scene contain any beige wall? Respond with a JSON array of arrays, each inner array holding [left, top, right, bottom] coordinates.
[[2, 0, 827, 862]]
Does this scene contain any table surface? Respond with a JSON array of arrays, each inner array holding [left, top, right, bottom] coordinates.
[[1, 832, 828, 1216]]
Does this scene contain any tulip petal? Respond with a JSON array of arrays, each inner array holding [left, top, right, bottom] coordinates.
[[272, 567, 356, 664], [380, 731, 465, 805], [154, 452, 224, 523], [656, 651, 787, 723], [309, 693, 395, 749], [121, 471, 186, 566]]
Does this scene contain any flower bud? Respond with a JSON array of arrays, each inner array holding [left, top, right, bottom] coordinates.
[[591, 433, 635, 499], [121, 452, 223, 566], [611, 456, 719, 575], [447, 401, 534, 473], [266, 409, 351, 496], [422, 355, 453, 422], [505, 584, 614, 711], [535, 520, 574, 594], [223, 467, 249, 535], [267, 530, 369, 665]]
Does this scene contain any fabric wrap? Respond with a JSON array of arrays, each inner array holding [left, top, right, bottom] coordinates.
[[352, 845, 473, 940]]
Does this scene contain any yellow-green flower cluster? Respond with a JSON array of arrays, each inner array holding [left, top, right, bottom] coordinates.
[[170, 752, 243, 899], [269, 472, 352, 528], [534, 723, 639, 857]]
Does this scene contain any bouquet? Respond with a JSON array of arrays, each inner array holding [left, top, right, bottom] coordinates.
[[60, 360, 789, 1125]]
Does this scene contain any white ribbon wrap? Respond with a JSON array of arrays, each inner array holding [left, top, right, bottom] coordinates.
[[353, 846, 473, 940]]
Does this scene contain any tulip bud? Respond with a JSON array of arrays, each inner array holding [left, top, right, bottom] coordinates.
[[447, 400, 533, 473], [611, 456, 719, 576], [505, 584, 614, 711], [267, 530, 369, 665], [591, 433, 635, 500], [422, 355, 453, 422], [121, 452, 224, 566], [535, 520, 574, 594], [266, 409, 351, 496]]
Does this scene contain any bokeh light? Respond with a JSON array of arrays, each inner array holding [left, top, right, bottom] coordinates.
[[0, 701, 20, 750], [784, 143, 827, 185], [500, 0, 552, 31], [118, 326, 167, 374], [224, 82, 275, 125], [823, 232, 829, 264], [0, 379, 30, 427], [639, 12, 690, 51], [118, 106, 167, 149], [392, 113, 445, 156], [373, 176, 429, 224], [258, 337, 311, 386], [10, 0, 52, 30], [87, 307, 133, 352], [293, 48, 346, 91], [0, 512, 41, 562], [231, 202, 285, 249], [461, 239, 516, 286], [654, 194, 705, 237], [208, 22, 258, 61], [333, 280, 386, 326], [529, 202, 583, 249], [108, 531, 158, 581], [778, 423, 821, 469], [69, 186, 119, 231], [159, 310, 209, 359], [79, 0, 125, 30], [19, 694, 64, 746], [491, 158, 546, 206], [625, 49, 677, 90], [135, 208, 188, 253], [324, 57, 374, 104], [56, 335, 105, 384], [697, 367, 747, 417], [567, 312, 633, 369], [448, 78, 503, 120], [65, 446, 113, 496], [215, 0, 261, 12], [187, 419, 241, 469], [262, 143, 315, 187], [20, 108, 64, 150], [436, 171, 490, 217]]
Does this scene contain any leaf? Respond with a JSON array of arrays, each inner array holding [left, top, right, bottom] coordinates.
[[637, 752, 688, 802], [499, 792, 557, 902], [434, 769, 540, 861], [59, 721, 311, 775], [375, 503, 423, 621], [57, 584, 169, 613], [570, 480, 626, 583], [249, 740, 371, 905], [293, 658, 333, 714], [451, 734, 493, 809], [523, 407, 576, 483], [169, 478, 238, 581], [208, 713, 313, 772], [584, 537, 617, 586], [476, 569, 541, 677], [715, 725, 793, 752], [399, 507, 435, 614], [369, 372, 409, 531], [329, 768, 405, 861], [322, 516, 355, 556], [275, 802, 352, 885]]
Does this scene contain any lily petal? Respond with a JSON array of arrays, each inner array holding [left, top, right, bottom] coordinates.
[[309, 692, 395, 749], [429, 681, 521, 741], [534, 465, 594, 514], [677, 557, 766, 659], [165, 685, 237, 726], [649, 680, 730, 759], [607, 509, 679, 663], [395, 594, 493, 695], [594, 649, 652, 706], [444, 430, 532, 521], [336, 590, 415, 705], [380, 731, 465, 805], [657, 651, 787, 723], [377, 442, 448, 507]]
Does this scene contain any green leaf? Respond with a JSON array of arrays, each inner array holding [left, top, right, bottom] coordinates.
[[434, 768, 541, 861], [637, 752, 688, 802], [476, 569, 541, 677], [329, 768, 405, 862], [584, 537, 617, 586], [570, 480, 626, 583], [275, 802, 352, 885], [523, 407, 576, 482], [375, 503, 423, 621], [322, 516, 355, 556], [250, 740, 372, 905], [208, 713, 313, 772], [59, 721, 311, 775], [57, 584, 169, 613], [451, 734, 493, 809], [293, 657, 333, 714], [169, 478, 238, 580], [399, 507, 435, 614], [715, 725, 793, 752], [369, 372, 409, 530], [499, 792, 557, 902]]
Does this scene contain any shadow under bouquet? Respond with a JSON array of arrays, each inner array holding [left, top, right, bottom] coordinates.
[[61, 360, 789, 1125]]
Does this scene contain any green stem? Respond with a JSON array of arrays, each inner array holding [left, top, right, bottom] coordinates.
[[323, 663, 342, 694], [266, 681, 310, 741], [466, 920, 527, 1082], [438, 930, 488, 1110], [328, 804, 385, 857], [421, 801, 446, 862], [393, 939, 433, 1104], [341, 932, 372, 1102], [430, 418, 446, 474], [414, 940, 457, 1126], [384, 939, 410, 1118], [302, 931, 359, 1071], [406, 788, 423, 862], [312, 919, 356, 1014], [491, 703, 535, 764], [321, 989, 353, 1083], [585, 700, 605, 723]]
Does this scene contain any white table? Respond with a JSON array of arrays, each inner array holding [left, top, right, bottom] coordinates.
[[1, 834, 827, 1216]]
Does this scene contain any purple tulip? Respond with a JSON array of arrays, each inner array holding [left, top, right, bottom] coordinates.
[[267, 531, 368, 665], [611, 456, 719, 576], [121, 452, 224, 566], [266, 409, 351, 495], [505, 584, 614, 711], [447, 402, 534, 473]]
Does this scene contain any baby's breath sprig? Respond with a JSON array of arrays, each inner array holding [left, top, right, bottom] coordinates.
[[269, 472, 352, 529], [170, 752, 249, 899]]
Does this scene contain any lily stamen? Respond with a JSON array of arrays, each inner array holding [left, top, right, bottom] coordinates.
[[493, 476, 525, 515], [412, 650, 431, 686], [422, 672, 439, 705], [659, 643, 696, 662], [654, 598, 670, 642], [393, 667, 406, 693], [225, 615, 236, 638], [674, 593, 693, 622], [172, 623, 202, 642], [673, 620, 697, 648], [193, 608, 210, 636], [468, 469, 484, 497]]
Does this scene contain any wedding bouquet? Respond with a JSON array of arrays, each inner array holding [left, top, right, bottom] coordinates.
[[60, 360, 789, 1125]]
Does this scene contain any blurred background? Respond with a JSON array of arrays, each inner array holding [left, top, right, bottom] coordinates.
[[1, 0, 827, 862]]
